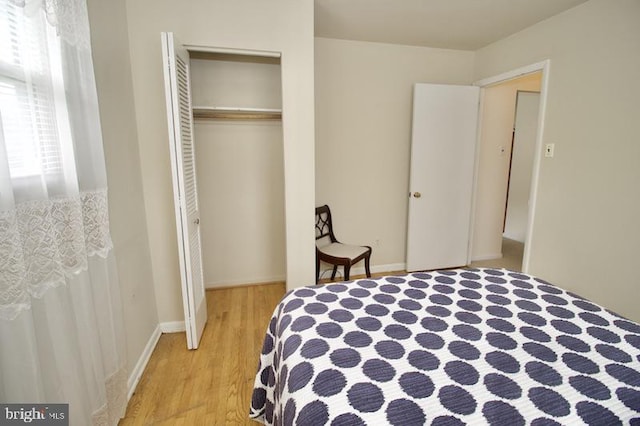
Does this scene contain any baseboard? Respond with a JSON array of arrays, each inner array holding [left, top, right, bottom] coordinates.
[[370, 262, 407, 275], [206, 274, 286, 289], [127, 324, 161, 401], [160, 321, 186, 333], [318, 262, 407, 280], [206, 263, 407, 288], [502, 233, 524, 243], [471, 252, 503, 262]]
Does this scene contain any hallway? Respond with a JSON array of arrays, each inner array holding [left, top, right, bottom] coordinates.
[[470, 238, 524, 271]]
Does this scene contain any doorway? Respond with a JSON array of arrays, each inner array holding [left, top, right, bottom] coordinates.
[[189, 51, 286, 288], [162, 32, 287, 348], [470, 62, 549, 273], [504, 91, 541, 242]]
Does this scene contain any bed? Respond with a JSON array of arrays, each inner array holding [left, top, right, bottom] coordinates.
[[250, 268, 640, 425]]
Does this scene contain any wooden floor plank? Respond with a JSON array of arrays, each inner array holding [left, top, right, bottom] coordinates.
[[120, 282, 285, 425]]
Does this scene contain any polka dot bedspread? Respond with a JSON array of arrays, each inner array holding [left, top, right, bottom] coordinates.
[[249, 268, 640, 425]]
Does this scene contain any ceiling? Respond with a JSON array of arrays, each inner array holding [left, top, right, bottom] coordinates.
[[314, 0, 588, 51]]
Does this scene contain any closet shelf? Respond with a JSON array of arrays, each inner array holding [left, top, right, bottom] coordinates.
[[193, 106, 282, 120]]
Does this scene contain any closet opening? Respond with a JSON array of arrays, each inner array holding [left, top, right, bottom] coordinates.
[[188, 49, 286, 289]]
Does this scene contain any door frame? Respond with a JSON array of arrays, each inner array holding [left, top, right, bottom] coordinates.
[[184, 44, 287, 288], [470, 60, 550, 273]]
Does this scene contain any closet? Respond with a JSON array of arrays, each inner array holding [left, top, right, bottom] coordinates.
[[189, 49, 286, 288], [162, 32, 286, 348]]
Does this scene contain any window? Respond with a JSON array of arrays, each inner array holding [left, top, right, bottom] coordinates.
[[0, 0, 66, 180]]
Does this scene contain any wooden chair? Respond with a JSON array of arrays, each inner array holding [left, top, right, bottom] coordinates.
[[315, 205, 371, 284]]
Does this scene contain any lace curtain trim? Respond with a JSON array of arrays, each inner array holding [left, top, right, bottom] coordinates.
[[9, 0, 90, 49], [92, 367, 128, 426], [0, 189, 112, 320]]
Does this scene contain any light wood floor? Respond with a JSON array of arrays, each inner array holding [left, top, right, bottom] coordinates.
[[119, 282, 286, 425], [119, 244, 522, 425]]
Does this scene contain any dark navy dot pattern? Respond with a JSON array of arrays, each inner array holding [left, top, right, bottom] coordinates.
[[250, 269, 640, 425], [445, 360, 479, 385], [313, 369, 346, 396], [484, 373, 522, 399], [362, 358, 395, 382], [399, 371, 435, 398], [386, 398, 426, 425], [348, 383, 384, 412], [483, 400, 525, 426], [415, 332, 445, 350]]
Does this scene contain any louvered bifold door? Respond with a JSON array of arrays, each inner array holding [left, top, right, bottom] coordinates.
[[161, 32, 207, 349]]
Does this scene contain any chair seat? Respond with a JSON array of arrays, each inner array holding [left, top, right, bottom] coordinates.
[[318, 242, 369, 260]]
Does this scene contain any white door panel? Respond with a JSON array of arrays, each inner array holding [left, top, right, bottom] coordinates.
[[406, 84, 479, 272], [162, 32, 207, 349]]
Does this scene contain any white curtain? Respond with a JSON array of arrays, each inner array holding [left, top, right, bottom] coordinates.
[[0, 0, 127, 424]]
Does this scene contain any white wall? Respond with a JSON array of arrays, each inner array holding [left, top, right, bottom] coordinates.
[[472, 73, 541, 260], [87, 0, 159, 376], [190, 56, 282, 109], [315, 38, 475, 271], [475, 0, 640, 322], [194, 121, 285, 287], [124, 0, 315, 322]]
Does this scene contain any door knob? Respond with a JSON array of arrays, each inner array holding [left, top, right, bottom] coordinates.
[[413, 192, 422, 198], [194, 218, 200, 224]]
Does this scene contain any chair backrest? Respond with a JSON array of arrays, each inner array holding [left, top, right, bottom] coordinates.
[[315, 205, 336, 246]]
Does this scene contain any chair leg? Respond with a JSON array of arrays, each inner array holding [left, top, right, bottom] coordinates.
[[331, 266, 338, 281], [316, 254, 320, 284], [344, 264, 351, 281], [364, 255, 371, 278]]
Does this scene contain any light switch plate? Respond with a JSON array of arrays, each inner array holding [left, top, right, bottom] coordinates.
[[545, 143, 555, 158]]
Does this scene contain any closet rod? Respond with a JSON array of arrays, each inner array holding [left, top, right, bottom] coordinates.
[[184, 44, 281, 58], [193, 106, 282, 120], [193, 106, 282, 112]]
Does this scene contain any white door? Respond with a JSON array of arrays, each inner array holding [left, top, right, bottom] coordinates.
[[161, 32, 207, 349], [406, 83, 480, 272]]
